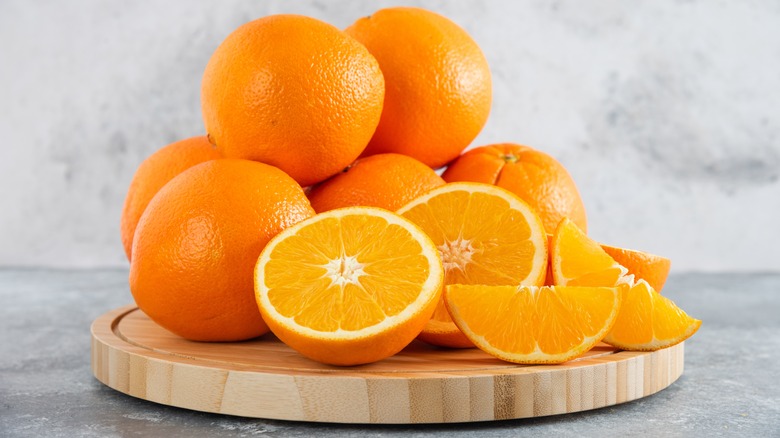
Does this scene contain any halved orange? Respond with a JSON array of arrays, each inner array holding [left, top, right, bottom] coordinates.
[[444, 284, 622, 364], [604, 280, 701, 350], [551, 217, 701, 351], [397, 182, 548, 348], [254, 207, 443, 366], [601, 244, 671, 292]]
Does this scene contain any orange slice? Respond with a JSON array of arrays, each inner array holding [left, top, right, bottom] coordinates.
[[551, 217, 701, 351], [601, 244, 671, 292], [254, 207, 443, 366], [397, 182, 548, 348], [444, 284, 622, 364], [551, 218, 627, 287], [604, 280, 701, 350]]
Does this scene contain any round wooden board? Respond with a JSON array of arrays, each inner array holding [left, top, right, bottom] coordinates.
[[91, 305, 685, 424]]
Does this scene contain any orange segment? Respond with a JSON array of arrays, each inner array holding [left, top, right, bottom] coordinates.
[[551, 218, 627, 287], [604, 281, 701, 351], [444, 285, 622, 364], [601, 244, 672, 292], [550, 217, 700, 352], [397, 182, 548, 348], [255, 207, 443, 366]]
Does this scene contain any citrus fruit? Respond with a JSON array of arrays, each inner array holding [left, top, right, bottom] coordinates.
[[550, 218, 628, 287], [550, 218, 701, 351], [254, 207, 443, 366], [601, 244, 672, 292], [129, 159, 314, 342], [443, 143, 587, 234], [307, 153, 445, 213], [444, 284, 622, 364], [544, 233, 555, 286], [603, 280, 701, 351], [201, 15, 385, 187], [120, 136, 221, 260], [397, 182, 548, 348], [345, 7, 492, 169]]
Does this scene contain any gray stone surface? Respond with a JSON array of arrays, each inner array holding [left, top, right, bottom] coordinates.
[[1, 269, 778, 437]]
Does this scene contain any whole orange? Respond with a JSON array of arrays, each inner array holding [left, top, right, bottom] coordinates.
[[307, 153, 445, 213], [129, 159, 315, 342], [345, 7, 492, 169], [442, 143, 588, 234], [120, 136, 221, 260], [201, 15, 385, 187]]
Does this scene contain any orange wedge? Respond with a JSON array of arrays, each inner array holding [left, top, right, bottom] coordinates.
[[254, 207, 443, 366], [444, 284, 622, 364], [601, 244, 671, 292], [397, 182, 548, 348], [550, 218, 627, 287], [604, 280, 701, 350], [551, 217, 701, 351]]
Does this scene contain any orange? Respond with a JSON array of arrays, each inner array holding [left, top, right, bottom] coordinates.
[[445, 285, 622, 364], [120, 136, 221, 260], [345, 7, 492, 169], [443, 143, 587, 234], [551, 218, 627, 287], [254, 207, 443, 366], [397, 182, 548, 348], [307, 153, 445, 213], [603, 281, 701, 351], [129, 159, 314, 342], [201, 15, 385, 187], [544, 234, 555, 286], [601, 244, 671, 292], [550, 218, 701, 351]]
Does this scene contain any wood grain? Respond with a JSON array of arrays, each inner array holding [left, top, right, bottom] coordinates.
[[91, 305, 686, 423]]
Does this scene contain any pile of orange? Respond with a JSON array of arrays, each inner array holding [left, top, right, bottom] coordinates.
[[120, 6, 699, 366]]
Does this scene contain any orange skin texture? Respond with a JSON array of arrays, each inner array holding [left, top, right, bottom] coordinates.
[[307, 153, 445, 213], [201, 15, 385, 187], [129, 159, 315, 342], [601, 244, 672, 292], [443, 144, 588, 234], [346, 7, 492, 169], [120, 136, 221, 260]]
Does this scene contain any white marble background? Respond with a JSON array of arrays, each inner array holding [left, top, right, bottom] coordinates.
[[1, 0, 778, 271]]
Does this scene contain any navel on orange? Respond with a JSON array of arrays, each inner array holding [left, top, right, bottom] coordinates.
[[254, 207, 443, 366], [445, 284, 622, 364], [550, 218, 701, 351], [397, 182, 548, 348]]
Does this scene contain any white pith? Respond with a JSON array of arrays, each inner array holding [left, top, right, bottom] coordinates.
[[438, 237, 476, 273], [323, 255, 365, 287]]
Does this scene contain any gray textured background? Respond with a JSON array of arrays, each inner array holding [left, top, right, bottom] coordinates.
[[1, 0, 778, 271]]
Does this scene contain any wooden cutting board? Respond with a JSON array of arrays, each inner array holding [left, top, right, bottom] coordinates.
[[91, 305, 685, 424]]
